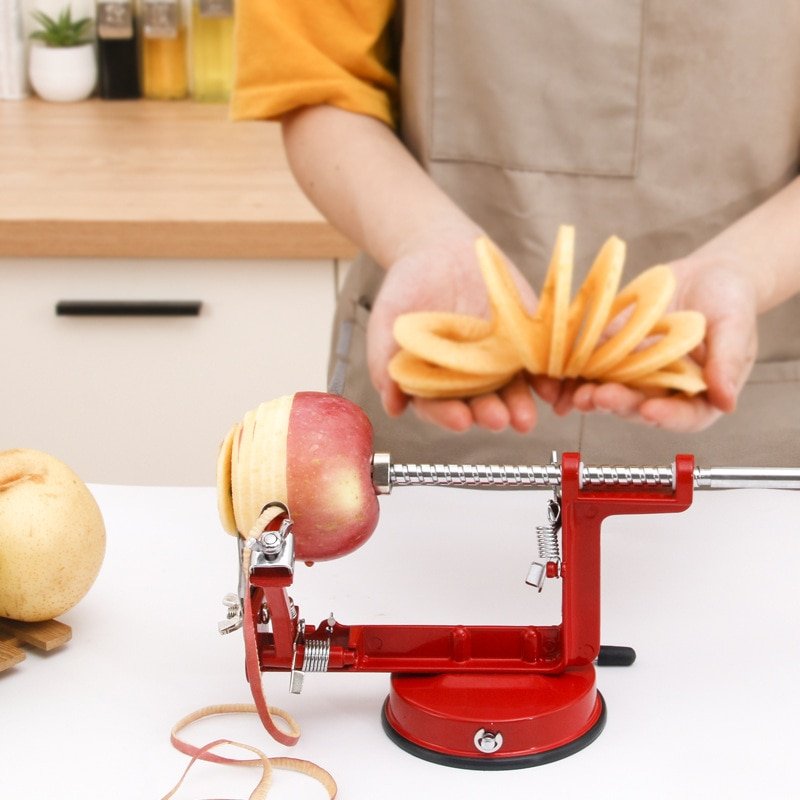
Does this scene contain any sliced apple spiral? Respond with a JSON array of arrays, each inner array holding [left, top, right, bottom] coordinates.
[[389, 226, 707, 398]]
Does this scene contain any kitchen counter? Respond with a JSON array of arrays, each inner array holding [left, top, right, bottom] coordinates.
[[0, 98, 356, 259], [1, 100, 350, 486], [2, 481, 798, 799]]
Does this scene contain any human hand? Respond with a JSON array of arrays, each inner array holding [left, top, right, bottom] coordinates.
[[367, 235, 545, 433], [564, 255, 759, 431]]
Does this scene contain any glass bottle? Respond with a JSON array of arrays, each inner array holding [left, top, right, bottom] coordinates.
[[96, 0, 140, 99], [190, 0, 234, 102], [141, 0, 188, 100], [1, 0, 28, 99]]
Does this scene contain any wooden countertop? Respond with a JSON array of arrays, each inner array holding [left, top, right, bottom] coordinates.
[[0, 98, 357, 260]]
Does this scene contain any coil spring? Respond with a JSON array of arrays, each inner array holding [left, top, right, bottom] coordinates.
[[302, 639, 331, 673], [536, 524, 560, 560], [536, 498, 562, 561]]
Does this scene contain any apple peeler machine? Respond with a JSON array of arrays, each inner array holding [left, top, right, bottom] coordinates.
[[219, 451, 800, 769]]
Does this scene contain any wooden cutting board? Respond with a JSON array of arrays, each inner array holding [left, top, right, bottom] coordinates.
[[0, 618, 72, 672]]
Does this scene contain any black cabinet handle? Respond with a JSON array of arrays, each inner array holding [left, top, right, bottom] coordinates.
[[55, 301, 202, 317]]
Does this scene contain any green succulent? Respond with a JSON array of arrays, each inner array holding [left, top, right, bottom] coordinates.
[[30, 7, 93, 47]]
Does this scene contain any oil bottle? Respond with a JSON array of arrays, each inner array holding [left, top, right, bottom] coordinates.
[[96, 0, 140, 99], [190, 0, 235, 102], [141, 0, 188, 99]]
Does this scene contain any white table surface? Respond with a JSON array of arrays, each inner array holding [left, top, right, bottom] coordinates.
[[2, 481, 799, 800]]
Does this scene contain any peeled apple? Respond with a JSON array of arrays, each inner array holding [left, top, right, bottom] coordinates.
[[218, 392, 380, 562], [0, 449, 106, 622]]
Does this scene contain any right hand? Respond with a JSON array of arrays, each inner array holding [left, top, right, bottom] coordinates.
[[366, 234, 548, 433], [565, 253, 759, 430]]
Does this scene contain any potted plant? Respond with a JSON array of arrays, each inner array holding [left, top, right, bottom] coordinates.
[[28, 6, 96, 102]]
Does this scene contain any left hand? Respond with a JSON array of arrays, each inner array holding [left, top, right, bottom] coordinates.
[[560, 255, 759, 431], [366, 234, 542, 433]]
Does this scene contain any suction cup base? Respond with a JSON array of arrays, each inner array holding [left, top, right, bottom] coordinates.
[[382, 668, 605, 769]]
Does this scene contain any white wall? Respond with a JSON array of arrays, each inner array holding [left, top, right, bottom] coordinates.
[[22, 0, 95, 37]]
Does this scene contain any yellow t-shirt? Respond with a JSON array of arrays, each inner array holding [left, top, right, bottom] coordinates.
[[231, 0, 398, 127]]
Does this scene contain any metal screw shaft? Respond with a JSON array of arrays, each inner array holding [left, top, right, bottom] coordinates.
[[374, 455, 800, 493]]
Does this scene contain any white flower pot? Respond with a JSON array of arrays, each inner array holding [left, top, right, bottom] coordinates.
[[28, 42, 97, 103]]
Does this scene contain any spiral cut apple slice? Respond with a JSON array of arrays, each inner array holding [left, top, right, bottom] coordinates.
[[563, 236, 626, 378], [626, 357, 707, 395], [389, 349, 515, 399], [580, 265, 676, 379], [390, 227, 707, 397], [393, 312, 521, 376], [216, 423, 238, 536], [221, 400, 290, 544], [475, 236, 549, 374], [536, 225, 575, 378], [603, 311, 707, 384]]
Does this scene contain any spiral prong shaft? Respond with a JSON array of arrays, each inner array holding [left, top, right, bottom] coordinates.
[[371, 454, 800, 493]]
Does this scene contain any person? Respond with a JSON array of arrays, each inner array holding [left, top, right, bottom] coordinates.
[[232, 1, 800, 467]]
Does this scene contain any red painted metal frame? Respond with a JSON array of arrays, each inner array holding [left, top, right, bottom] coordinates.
[[244, 453, 696, 761], [247, 453, 694, 677]]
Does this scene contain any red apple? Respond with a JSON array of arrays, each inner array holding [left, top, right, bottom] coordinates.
[[286, 392, 379, 561], [219, 392, 379, 561]]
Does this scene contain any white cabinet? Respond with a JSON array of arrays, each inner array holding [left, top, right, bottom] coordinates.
[[0, 258, 336, 486]]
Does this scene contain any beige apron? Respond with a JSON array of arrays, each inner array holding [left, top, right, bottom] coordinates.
[[331, 0, 800, 467]]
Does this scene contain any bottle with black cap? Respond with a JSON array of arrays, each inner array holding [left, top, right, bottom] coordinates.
[[96, 0, 140, 99]]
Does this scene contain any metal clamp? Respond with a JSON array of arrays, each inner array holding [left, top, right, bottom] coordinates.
[[218, 536, 247, 635], [248, 516, 296, 575]]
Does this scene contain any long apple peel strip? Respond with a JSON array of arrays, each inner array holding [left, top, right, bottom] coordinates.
[[164, 707, 336, 799], [165, 506, 337, 798]]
